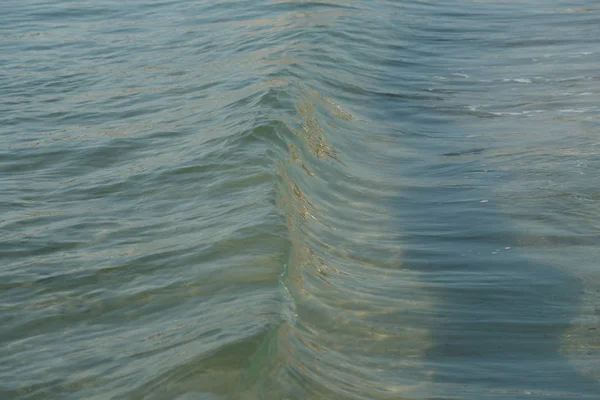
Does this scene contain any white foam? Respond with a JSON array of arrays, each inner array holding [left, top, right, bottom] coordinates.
[[559, 108, 592, 113], [503, 78, 532, 83]]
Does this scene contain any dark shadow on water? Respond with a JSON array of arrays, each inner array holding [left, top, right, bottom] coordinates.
[[389, 162, 600, 399]]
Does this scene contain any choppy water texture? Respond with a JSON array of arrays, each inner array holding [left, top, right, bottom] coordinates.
[[2, 1, 600, 399]]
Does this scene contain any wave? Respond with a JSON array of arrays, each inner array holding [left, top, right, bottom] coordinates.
[[225, 77, 435, 399]]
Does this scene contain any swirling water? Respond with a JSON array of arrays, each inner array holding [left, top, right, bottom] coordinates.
[[1, 0, 599, 399]]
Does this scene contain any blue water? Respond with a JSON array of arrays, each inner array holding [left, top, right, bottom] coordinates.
[[1, 1, 599, 399]]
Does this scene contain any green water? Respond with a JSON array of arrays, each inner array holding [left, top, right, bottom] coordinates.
[[1, 1, 599, 399]]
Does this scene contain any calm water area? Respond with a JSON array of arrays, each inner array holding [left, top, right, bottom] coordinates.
[[1, 1, 599, 399]]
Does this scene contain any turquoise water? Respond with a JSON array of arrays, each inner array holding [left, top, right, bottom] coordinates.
[[1, 1, 599, 399]]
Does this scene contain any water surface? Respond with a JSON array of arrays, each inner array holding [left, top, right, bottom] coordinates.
[[1, 1, 599, 399]]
